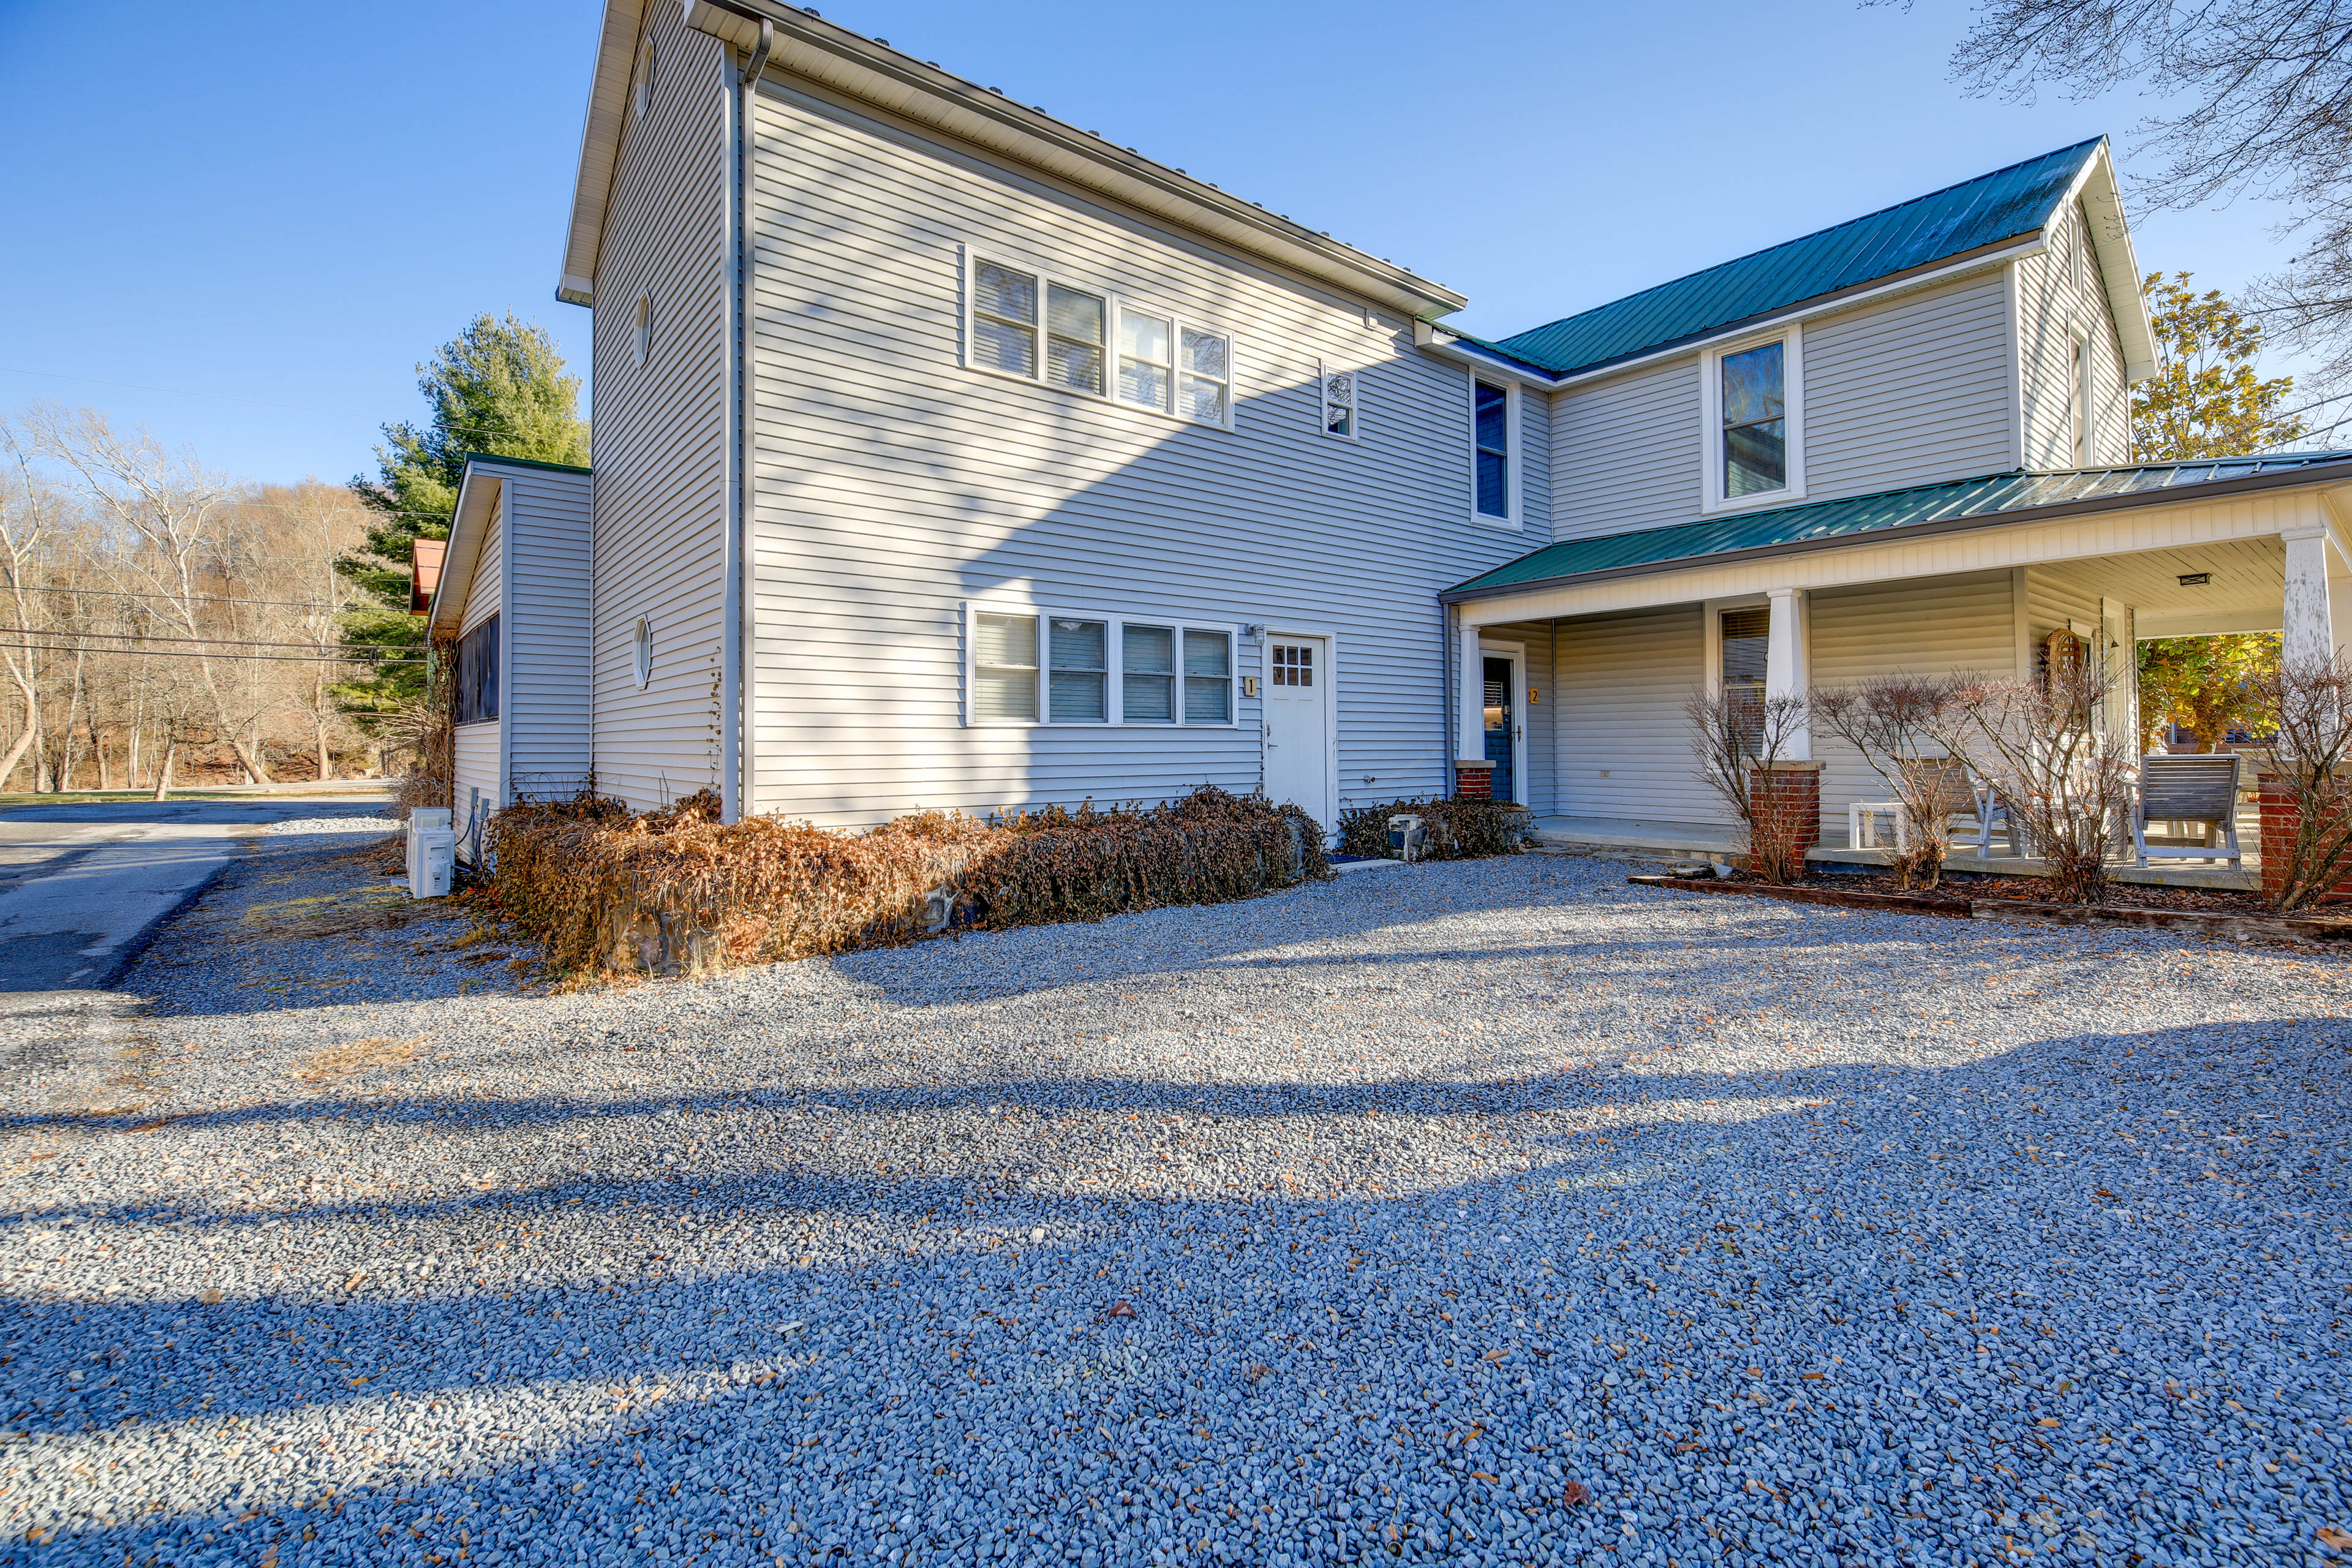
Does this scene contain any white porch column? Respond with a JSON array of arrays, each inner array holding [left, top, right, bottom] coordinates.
[[1455, 605, 1487, 767], [2282, 525, 2335, 669], [1765, 587, 1811, 761]]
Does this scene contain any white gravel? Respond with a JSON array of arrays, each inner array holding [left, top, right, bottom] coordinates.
[[4, 810, 2350, 1567]]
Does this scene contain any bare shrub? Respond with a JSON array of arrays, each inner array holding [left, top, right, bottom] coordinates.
[[1810, 674, 1965, 889], [1927, 663, 2133, 905], [484, 785, 1329, 980], [1335, 796, 1529, 861], [1683, 687, 1809, 881], [2246, 658, 2352, 910]]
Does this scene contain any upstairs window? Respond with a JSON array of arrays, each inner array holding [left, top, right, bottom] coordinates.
[[2070, 336, 2091, 466], [1473, 380, 1510, 520], [967, 254, 1232, 428], [1703, 330, 1804, 510], [1320, 363, 1357, 440], [1721, 342, 1785, 496]]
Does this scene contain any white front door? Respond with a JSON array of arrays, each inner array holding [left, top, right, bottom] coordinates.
[[1263, 636, 1331, 829]]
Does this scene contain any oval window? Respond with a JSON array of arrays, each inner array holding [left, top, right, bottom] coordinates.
[[632, 616, 653, 689]]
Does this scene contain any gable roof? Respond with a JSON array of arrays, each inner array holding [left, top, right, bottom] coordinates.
[[1442, 453, 2352, 601], [558, 0, 1466, 320], [1483, 138, 2129, 381]]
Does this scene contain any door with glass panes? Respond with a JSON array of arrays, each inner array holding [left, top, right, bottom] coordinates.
[[1263, 638, 1330, 827]]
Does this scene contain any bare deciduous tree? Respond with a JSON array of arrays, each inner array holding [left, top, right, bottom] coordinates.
[[1927, 662, 2135, 904], [1811, 673, 1967, 889], [1683, 687, 1812, 882], [2245, 657, 2352, 910]]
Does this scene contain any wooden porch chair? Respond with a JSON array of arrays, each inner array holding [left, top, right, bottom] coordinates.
[[2133, 753, 2242, 865], [1895, 758, 2018, 858]]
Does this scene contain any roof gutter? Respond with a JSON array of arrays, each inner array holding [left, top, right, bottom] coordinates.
[[1438, 460, 2352, 605], [1417, 233, 2048, 393]]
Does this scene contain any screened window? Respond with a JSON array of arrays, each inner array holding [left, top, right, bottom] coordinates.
[[1180, 328, 1229, 426], [1184, 629, 1232, 723], [971, 263, 1039, 378], [968, 256, 1232, 428], [974, 612, 1039, 722], [1121, 624, 1175, 722], [1118, 311, 1171, 412], [1046, 284, 1106, 394], [1474, 380, 1509, 518], [1720, 606, 1769, 749], [1721, 342, 1787, 497], [454, 613, 499, 726], [1048, 617, 1107, 722], [970, 611, 1237, 725]]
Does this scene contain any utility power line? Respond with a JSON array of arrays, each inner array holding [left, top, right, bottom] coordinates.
[[0, 626, 419, 653], [0, 643, 423, 666], [17, 584, 360, 612]]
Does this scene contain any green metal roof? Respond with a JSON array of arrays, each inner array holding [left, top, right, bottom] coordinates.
[[1445, 453, 2352, 600], [461, 451, 592, 475], [1484, 139, 2107, 379]]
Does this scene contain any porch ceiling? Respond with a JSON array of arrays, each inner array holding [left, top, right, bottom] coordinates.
[[2037, 538, 2286, 624]]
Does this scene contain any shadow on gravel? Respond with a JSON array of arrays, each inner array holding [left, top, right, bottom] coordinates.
[[8, 1011, 2345, 1561]]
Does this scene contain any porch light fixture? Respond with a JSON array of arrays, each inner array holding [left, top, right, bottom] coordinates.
[[2177, 572, 2212, 586]]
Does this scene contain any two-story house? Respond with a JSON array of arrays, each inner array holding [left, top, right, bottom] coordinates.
[[427, 0, 2352, 857]]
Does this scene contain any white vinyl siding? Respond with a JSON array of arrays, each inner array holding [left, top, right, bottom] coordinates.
[[2017, 205, 2130, 468], [1550, 603, 1716, 824], [588, 1, 728, 812], [500, 467, 594, 798], [1550, 270, 2022, 543], [1806, 570, 2020, 827], [739, 77, 1544, 829]]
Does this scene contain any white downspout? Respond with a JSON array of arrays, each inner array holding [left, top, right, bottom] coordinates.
[[719, 16, 772, 823]]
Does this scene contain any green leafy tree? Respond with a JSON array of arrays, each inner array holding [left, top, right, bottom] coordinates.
[[336, 314, 590, 717], [2136, 633, 2278, 755], [2131, 273, 2305, 461]]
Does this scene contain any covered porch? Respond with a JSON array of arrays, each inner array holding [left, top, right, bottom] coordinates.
[[1442, 456, 2352, 891]]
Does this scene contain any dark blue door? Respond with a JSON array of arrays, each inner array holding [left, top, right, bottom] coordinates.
[[1482, 655, 1516, 804]]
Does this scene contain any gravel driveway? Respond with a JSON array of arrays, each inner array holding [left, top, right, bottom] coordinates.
[[5, 811, 2349, 1568]]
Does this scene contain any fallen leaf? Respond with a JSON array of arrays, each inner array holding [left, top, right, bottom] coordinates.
[[1472, 1471, 1499, 1483], [1561, 1480, 1589, 1507], [1106, 1302, 1135, 1318], [2038, 1417, 2062, 1428], [1482, 1349, 1506, 1363], [2320, 1525, 2352, 1551], [1800, 1372, 1826, 1381]]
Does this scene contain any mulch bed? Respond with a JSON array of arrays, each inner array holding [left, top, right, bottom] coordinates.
[[1807, 871, 2271, 915]]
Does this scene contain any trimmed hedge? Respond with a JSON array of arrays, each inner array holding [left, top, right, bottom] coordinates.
[[1335, 796, 1531, 861], [483, 785, 1328, 979]]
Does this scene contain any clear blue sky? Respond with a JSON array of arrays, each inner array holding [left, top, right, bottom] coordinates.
[[0, 0, 2307, 485]]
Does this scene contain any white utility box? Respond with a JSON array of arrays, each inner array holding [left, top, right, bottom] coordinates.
[[407, 810, 456, 899]]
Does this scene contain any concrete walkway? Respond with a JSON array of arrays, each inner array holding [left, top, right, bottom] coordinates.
[[0, 795, 391, 996]]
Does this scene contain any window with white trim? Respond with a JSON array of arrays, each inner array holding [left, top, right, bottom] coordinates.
[[1473, 379, 1510, 520], [1700, 328, 1805, 510], [1320, 362, 1357, 440], [967, 608, 1236, 726], [966, 254, 1234, 429], [633, 32, 655, 119], [2069, 334, 2090, 466]]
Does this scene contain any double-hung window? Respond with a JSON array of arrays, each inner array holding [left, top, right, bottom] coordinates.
[[454, 613, 500, 725], [1473, 379, 1511, 521], [1703, 329, 1804, 510], [968, 608, 1234, 726], [968, 254, 1233, 429]]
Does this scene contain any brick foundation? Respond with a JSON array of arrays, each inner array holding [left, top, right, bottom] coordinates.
[[2256, 771, 2352, 905], [1747, 761, 1823, 879], [1454, 761, 1494, 801]]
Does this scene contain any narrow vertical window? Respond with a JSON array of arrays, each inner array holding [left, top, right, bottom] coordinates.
[[2070, 336, 2090, 466], [1719, 607, 1770, 750], [1121, 624, 1175, 722], [633, 33, 655, 118], [974, 612, 1040, 722], [971, 262, 1039, 378], [631, 616, 652, 690], [1474, 380, 1510, 518], [1321, 363, 1356, 439], [634, 294, 652, 367], [1047, 617, 1107, 722], [1178, 328, 1229, 426], [1045, 284, 1106, 394], [1117, 310, 1172, 412], [1721, 342, 1787, 497], [1182, 630, 1231, 723]]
